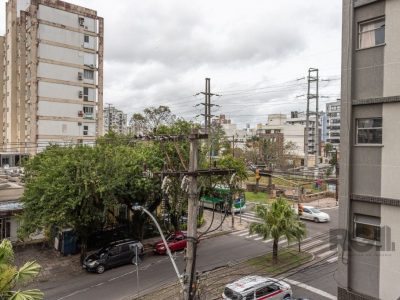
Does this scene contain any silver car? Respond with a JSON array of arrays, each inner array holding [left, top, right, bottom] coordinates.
[[222, 275, 292, 300]]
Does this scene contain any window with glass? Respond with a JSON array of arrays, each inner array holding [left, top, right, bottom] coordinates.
[[84, 35, 89, 43], [83, 87, 89, 101], [0, 217, 11, 239], [358, 17, 385, 49], [83, 125, 89, 136], [354, 214, 381, 243], [84, 70, 94, 80], [356, 118, 382, 144]]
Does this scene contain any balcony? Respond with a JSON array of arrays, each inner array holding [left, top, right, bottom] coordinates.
[[83, 113, 94, 120]]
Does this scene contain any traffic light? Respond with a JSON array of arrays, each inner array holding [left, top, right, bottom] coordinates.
[[298, 203, 303, 216]]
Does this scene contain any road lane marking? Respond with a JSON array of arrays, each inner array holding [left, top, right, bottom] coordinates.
[[301, 239, 323, 249], [310, 244, 330, 253], [246, 234, 259, 238], [318, 250, 336, 259], [238, 232, 249, 237], [254, 236, 263, 241], [278, 239, 288, 245], [263, 239, 273, 243], [231, 229, 248, 235], [327, 256, 338, 263], [284, 279, 337, 300]]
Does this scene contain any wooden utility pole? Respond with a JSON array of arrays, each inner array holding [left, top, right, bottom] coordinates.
[[186, 130, 199, 300]]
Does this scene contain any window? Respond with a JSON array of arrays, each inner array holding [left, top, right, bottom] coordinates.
[[83, 87, 89, 101], [0, 218, 11, 239], [120, 244, 129, 253], [358, 17, 385, 49], [84, 70, 94, 80], [83, 106, 93, 114], [255, 287, 269, 298], [356, 118, 382, 144], [84, 35, 89, 43], [83, 125, 88, 136], [354, 214, 381, 243]]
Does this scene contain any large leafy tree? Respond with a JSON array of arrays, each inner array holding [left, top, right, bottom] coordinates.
[[0, 239, 43, 300], [20, 143, 163, 260], [130, 106, 176, 134], [250, 198, 306, 263]]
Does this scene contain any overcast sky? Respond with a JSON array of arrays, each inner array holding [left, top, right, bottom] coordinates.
[[0, 0, 342, 127]]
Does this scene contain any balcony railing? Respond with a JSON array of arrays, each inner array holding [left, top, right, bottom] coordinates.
[[83, 113, 94, 120]]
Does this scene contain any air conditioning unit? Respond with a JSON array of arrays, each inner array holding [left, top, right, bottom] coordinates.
[[84, 26, 88, 30], [78, 91, 83, 98], [78, 17, 84, 26], [78, 122, 82, 126], [78, 111, 84, 117], [78, 72, 83, 80]]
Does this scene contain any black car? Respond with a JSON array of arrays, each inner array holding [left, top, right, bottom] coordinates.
[[83, 239, 144, 274]]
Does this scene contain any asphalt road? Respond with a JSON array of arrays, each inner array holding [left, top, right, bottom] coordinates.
[[38, 207, 339, 300]]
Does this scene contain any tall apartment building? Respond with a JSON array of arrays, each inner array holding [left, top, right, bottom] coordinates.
[[1, 0, 103, 155], [339, 0, 400, 299], [326, 100, 341, 149], [104, 106, 127, 134], [286, 112, 321, 156]]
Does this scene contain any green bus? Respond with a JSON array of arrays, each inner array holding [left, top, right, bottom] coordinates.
[[200, 186, 246, 213]]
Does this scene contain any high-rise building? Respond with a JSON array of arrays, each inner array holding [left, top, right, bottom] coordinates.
[[1, 0, 104, 155], [326, 100, 340, 149], [104, 106, 128, 134], [339, 1, 400, 299]]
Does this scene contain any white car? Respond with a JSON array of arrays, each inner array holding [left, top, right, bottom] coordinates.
[[222, 275, 292, 300], [301, 206, 330, 223]]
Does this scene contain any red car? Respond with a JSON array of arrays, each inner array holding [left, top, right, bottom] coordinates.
[[154, 231, 187, 255]]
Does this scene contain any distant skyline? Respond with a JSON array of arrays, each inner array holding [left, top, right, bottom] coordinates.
[[0, 0, 342, 127]]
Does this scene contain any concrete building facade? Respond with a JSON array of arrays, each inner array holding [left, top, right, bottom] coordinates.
[[104, 106, 128, 134], [339, 0, 400, 299], [326, 100, 341, 149], [1, 0, 104, 154]]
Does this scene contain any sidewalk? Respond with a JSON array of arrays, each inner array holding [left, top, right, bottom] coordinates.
[[198, 209, 249, 238], [301, 197, 338, 209]]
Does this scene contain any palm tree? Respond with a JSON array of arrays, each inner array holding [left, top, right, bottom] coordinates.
[[0, 239, 44, 300], [250, 198, 306, 263]]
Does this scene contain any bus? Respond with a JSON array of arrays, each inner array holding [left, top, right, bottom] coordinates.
[[200, 186, 246, 213]]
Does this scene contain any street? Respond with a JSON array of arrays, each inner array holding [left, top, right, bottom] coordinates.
[[38, 207, 339, 300]]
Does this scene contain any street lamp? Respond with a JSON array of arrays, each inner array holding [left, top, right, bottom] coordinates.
[[131, 204, 185, 292]]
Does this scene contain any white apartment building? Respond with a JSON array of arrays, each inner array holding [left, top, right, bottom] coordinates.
[[256, 114, 305, 157], [1, 0, 104, 155], [104, 106, 128, 134], [326, 100, 340, 149], [286, 112, 321, 155]]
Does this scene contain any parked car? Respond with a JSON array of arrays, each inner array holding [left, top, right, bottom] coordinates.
[[301, 206, 330, 223], [153, 231, 187, 255], [222, 275, 292, 299], [83, 239, 144, 274]]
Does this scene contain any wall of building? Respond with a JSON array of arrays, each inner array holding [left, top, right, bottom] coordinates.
[[379, 205, 400, 300], [2, 0, 103, 153], [0, 36, 5, 144]]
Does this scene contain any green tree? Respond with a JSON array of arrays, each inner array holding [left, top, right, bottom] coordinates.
[[250, 198, 306, 263], [130, 106, 175, 134], [324, 143, 334, 158], [0, 239, 43, 300], [19, 143, 163, 261]]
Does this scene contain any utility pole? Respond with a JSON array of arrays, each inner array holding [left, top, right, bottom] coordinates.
[[186, 129, 199, 300], [305, 68, 319, 171], [314, 69, 320, 170]]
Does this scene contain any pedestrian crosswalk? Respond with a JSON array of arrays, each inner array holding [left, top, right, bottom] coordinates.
[[235, 211, 261, 223], [229, 230, 339, 264]]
